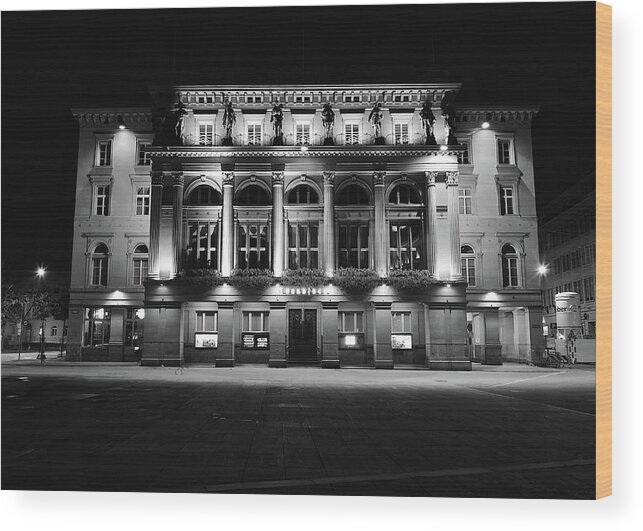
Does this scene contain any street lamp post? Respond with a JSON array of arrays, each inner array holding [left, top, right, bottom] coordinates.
[[35, 266, 46, 360]]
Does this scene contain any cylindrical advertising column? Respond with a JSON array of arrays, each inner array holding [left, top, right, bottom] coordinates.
[[554, 292, 582, 339]]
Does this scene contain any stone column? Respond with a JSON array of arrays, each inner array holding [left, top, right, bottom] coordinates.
[[322, 171, 336, 276], [424, 171, 438, 276], [220, 171, 235, 277], [271, 171, 285, 277], [373, 171, 387, 278], [446, 170, 461, 279], [171, 172, 184, 277], [149, 171, 163, 278]]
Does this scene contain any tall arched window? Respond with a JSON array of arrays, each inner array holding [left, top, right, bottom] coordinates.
[[501, 244, 519, 287], [336, 184, 370, 205], [460, 245, 476, 286], [132, 244, 149, 286], [388, 184, 422, 205], [287, 184, 319, 204], [186, 185, 222, 206], [237, 184, 271, 205], [91, 243, 109, 287]]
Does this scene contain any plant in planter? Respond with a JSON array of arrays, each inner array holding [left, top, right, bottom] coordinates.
[[227, 268, 275, 290], [386, 269, 434, 292], [280, 268, 329, 287], [175, 268, 223, 287], [332, 268, 381, 294]]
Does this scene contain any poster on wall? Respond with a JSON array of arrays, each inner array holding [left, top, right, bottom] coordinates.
[[194, 332, 218, 349], [391, 333, 413, 350]]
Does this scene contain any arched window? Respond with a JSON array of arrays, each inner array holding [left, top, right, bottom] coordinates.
[[336, 184, 370, 205], [186, 185, 222, 206], [237, 184, 270, 205], [287, 184, 319, 204], [132, 244, 149, 286], [501, 244, 519, 287], [460, 245, 476, 286], [91, 243, 109, 287], [388, 184, 421, 205]]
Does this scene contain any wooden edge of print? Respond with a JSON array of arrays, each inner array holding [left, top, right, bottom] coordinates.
[[595, 1, 612, 500]]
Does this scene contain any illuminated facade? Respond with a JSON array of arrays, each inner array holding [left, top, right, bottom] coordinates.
[[67, 84, 544, 368]]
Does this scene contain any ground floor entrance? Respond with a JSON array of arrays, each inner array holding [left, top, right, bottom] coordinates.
[[288, 307, 319, 363]]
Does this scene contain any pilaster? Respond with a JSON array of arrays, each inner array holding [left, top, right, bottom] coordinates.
[[271, 171, 285, 277], [221, 171, 235, 277], [322, 171, 336, 276], [148, 171, 163, 277], [373, 170, 387, 278], [446, 170, 461, 279]]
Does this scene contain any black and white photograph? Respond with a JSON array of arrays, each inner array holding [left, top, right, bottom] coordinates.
[[2, 0, 606, 510]]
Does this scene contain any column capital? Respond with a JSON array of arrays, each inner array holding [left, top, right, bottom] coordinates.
[[424, 171, 438, 187], [172, 171, 185, 187], [322, 171, 336, 186], [151, 171, 164, 186], [222, 171, 235, 186], [446, 170, 460, 186], [372, 171, 386, 187], [271, 171, 284, 185]]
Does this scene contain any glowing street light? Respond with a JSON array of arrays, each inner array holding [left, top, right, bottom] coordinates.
[[537, 264, 549, 276], [481, 121, 490, 129], [36, 266, 46, 278]]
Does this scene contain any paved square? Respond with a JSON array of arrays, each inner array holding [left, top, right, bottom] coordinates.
[[1, 359, 595, 498]]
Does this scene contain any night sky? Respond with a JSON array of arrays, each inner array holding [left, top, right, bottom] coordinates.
[[1, 2, 596, 275]]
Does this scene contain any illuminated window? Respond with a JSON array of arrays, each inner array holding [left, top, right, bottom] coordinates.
[[460, 245, 476, 286], [198, 122, 215, 146], [389, 222, 423, 270], [500, 187, 514, 215], [242, 311, 269, 332], [344, 122, 360, 145], [457, 140, 471, 164], [339, 311, 363, 332], [186, 185, 221, 205], [196, 311, 218, 332], [338, 223, 369, 269], [137, 140, 151, 165], [389, 184, 421, 205], [394, 122, 410, 145], [97, 140, 112, 166], [238, 224, 269, 269], [51, 326, 58, 337], [497, 138, 514, 164], [125, 308, 145, 349], [83, 307, 111, 346], [247, 123, 262, 145], [501, 244, 519, 287], [91, 244, 109, 287], [186, 222, 219, 268], [288, 222, 319, 269], [135, 186, 150, 215], [391, 312, 411, 333], [295, 122, 311, 145], [132, 244, 149, 286], [459, 188, 472, 214], [94, 185, 110, 216]]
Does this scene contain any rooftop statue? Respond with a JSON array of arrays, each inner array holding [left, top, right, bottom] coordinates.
[[368, 102, 384, 139], [441, 91, 458, 146], [222, 99, 236, 145], [173, 92, 188, 145], [271, 103, 284, 145], [321, 102, 335, 144], [420, 100, 437, 146]]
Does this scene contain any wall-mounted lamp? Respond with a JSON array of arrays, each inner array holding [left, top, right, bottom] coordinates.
[[481, 121, 490, 129], [117, 115, 126, 130]]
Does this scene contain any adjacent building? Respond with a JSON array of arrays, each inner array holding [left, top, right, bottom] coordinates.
[[67, 84, 544, 368]]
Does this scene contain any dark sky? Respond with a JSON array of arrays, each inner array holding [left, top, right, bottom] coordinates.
[[1, 2, 596, 274]]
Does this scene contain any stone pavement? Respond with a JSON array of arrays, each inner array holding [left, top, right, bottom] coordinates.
[[1, 362, 596, 498]]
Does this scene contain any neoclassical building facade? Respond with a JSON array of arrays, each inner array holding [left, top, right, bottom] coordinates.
[[67, 84, 544, 368]]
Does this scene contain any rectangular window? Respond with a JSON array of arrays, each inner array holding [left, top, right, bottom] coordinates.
[[135, 186, 150, 216], [132, 258, 149, 286], [97, 140, 112, 166], [497, 139, 512, 164], [198, 123, 214, 146], [246, 95, 263, 103], [583, 277, 595, 301], [502, 257, 519, 287], [137, 141, 151, 165], [573, 280, 582, 296], [389, 222, 423, 270], [294, 95, 311, 103], [461, 257, 476, 286], [343, 95, 361, 103], [338, 311, 364, 332], [83, 307, 111, 346], [91, 257, 108, 286], [295, 123, 311, 145], [196, 311, 218, 332], [94, 185, 110, 216], [242, 311, 269, 332], [238, 223, 269, 269], [458, 188, 472, 214], [500, 187, 514, 215], [338, 223, 370, 269], [125, 308, 145, 349], [391, 312, 411, 333], [457, 141, 471, 164], [345, 122, 360, 145], [288, 222, 319, 269], [394, 122, 410, 145], [187, 221, 219, 269], [247, 124, 262, 145]]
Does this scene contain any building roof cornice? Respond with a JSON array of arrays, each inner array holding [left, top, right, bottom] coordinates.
[[71, 108, 153, 128], [457, 107, 539, 124]]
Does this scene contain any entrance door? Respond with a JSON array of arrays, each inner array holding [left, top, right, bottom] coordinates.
[[288, 308, 318, 362]]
